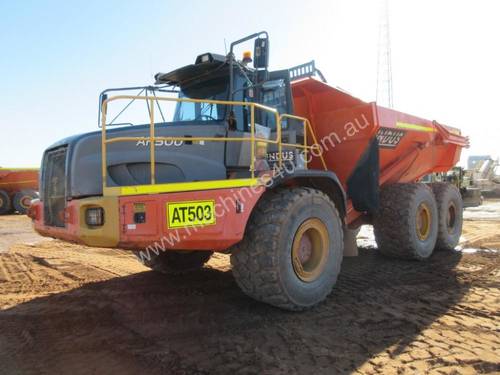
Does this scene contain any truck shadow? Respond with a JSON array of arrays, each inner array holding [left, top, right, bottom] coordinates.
[[1, 249, 466, 374]]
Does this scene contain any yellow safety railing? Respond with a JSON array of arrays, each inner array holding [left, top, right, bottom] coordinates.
[[100, 95, 327, 196], [279, 114, 328, 171]]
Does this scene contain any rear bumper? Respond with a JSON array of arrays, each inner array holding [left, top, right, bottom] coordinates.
[[31, 187, 264, 251]]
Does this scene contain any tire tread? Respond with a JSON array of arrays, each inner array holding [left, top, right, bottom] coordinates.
[[230, 187, 343, 311], [374, 183, 437, 260]]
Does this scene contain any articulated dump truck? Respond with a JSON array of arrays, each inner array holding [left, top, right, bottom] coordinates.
[[0, 168, 39, 215], [29, 32, 468, 310]]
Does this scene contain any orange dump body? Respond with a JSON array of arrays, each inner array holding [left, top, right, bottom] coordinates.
[[292, 78, 468, 224], [0, 169, 39, 194]]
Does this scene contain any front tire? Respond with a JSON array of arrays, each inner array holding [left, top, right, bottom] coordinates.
[[374, 183, 438, 260], [230, 187, 344, 311], [134, 250, 213, 275]]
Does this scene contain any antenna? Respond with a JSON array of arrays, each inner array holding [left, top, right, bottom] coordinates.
[[376, 0, 393, 108], [224, 38, 228, 55]]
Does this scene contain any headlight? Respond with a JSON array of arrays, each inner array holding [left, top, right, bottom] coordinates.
[[85, 207, 104, 226]]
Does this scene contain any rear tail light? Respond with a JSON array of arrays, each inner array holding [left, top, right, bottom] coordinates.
[[85, 207, 104, 226]]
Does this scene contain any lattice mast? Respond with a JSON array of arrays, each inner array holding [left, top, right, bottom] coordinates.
[[376, 0, 393, 108]]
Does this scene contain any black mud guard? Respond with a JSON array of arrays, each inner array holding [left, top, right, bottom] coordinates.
[[346, 137, 380, 215]]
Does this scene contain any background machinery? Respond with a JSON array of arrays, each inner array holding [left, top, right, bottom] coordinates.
[[467, 155, 500, 197], [29, 32, 468, 310], [0, 168, 39, 215], [422, 167, 483, 208]]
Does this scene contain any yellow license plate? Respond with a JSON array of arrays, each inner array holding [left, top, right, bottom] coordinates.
[[167, 200, 216, 228]]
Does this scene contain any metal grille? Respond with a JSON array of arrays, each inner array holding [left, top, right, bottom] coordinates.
[[43, 147, 67, 227]]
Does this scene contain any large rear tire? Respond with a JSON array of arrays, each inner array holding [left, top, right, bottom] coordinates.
[[134, 250, 213, 275], [374, 183, 438, 260], [13, 189, 38, 215], [430, 183, 463, 251], [0, 190, 12, 215], [230, 187, 344, 311]]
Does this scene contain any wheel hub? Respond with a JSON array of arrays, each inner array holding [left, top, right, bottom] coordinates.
[[21, 196, 31, 208], [297, 234, 313, 263], [291, 218, 329, 283], [447, 202, 457, 233], [416, 202, 431, 241]]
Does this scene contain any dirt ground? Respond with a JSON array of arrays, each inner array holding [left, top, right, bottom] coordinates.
[[0, 202, 499, 374]]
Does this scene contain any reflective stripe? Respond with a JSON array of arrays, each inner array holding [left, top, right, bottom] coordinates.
[[396, 121, 437, 132], [0, 180, 38, 185], [0, 168, 38, 171], [118, 178, 261, 196]]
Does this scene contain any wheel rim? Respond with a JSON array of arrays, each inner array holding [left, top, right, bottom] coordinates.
[[21, 195, 31, 208], [447, 202, 457, 233], [0, 196, 3, 207], [416, 202, 431, 241], [291, 218, 329, 283]]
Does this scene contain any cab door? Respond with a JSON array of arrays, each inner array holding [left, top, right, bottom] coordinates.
[[225, 69, 304, 175], [261, 70, 305, 170]]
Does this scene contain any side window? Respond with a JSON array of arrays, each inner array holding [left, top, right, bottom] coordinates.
[[261, 79, 287, 130], [231, 75, 252, 132]]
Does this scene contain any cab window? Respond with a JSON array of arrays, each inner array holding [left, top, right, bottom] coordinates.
[[261, 79, 287, 130]]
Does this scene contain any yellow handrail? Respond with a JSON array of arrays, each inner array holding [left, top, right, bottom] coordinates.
[[100, 94, 325, 194], [278, 114, 328, 170], [250, 105, 255, 178], [148, 97, 155, 184]]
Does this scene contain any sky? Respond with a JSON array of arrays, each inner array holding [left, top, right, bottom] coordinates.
[[1, 0, 499, 167]]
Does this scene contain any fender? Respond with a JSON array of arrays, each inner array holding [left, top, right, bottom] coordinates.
[[267, 169, 347, 219]]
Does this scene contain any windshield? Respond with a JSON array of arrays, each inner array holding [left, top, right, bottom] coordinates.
[[173, 77, 228, 122]]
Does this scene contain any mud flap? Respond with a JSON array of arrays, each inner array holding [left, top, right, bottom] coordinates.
[[346, 137, 380, 214]]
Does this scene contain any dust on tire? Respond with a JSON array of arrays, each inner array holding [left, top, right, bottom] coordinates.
[[230, 187, 344, 311], [430, 182, 463, 251], [374, 183, 438, 260]]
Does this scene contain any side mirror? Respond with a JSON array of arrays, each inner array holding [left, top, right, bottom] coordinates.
[[254, 37, 269, 69]]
